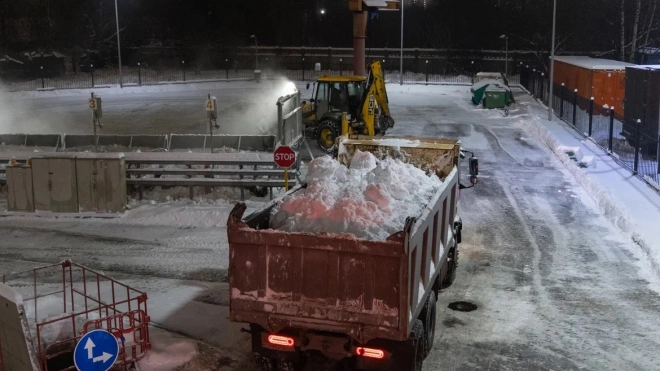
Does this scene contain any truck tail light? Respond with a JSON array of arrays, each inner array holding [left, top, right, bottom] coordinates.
[[356, 347, 385, 359], [267, 335, 295, 348]]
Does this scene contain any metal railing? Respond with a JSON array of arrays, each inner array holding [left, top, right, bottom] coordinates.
[[1, 261, 150, 371], [522, 68, 660, 189]]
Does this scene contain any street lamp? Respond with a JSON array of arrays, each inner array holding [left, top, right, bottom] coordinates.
[[114, 0, 123, 88], [399, 0, 404, 85], [548, 0, 558, 121], [250, 35, 259, 70], [500, 34, 509, 78]]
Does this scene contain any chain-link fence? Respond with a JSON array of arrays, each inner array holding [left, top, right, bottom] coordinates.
[[522, 67, 660, 188]]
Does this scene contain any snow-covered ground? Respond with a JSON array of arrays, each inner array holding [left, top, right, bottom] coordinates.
[[1, 82, 660, 370]]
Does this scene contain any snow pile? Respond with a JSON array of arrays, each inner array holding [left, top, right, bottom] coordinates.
[[269, 152, 442, 241], [138, 327, 197, 371]]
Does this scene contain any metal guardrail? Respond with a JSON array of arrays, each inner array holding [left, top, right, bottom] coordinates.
[[1, 152, 299, 201]]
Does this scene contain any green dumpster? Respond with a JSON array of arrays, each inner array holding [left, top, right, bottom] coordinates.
[[483, 85, 510, 109], [471, 79, 501, 105]]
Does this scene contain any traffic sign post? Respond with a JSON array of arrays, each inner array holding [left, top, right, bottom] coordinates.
[[89, 92, 103, 152], [74, 329, 119, 371], [273, 145, 297, 191]]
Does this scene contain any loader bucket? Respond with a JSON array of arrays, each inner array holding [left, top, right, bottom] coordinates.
[[337, 135, 460, 179]]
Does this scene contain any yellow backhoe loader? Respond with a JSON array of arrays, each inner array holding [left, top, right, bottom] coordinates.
[[302, 60, 394, 151]]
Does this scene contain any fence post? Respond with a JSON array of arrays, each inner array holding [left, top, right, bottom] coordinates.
[[425, 60, 429, 85], [90, 65, 95, 87], [137, 63, 142, 86], [40, 66, 45, 89], [657, 135, 660, 175], [573, 89, 578, 126], [182, 61, 186, 82], [559, 83, 565, 119], [608, 107, 615, 153], [633, 119, 642, 174], [588, 97, 594, 136]]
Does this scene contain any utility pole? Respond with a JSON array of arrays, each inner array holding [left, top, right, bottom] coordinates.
[[400, 0, 404, 85], [548, 0, 557, 121], [114, 0, 123, 88]]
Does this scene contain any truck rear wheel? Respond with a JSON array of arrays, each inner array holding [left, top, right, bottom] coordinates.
[[254, 355, 305, 371], [390, 319, 424, 371], [420, 291, 437, 357], [441, 247, 458, 289]]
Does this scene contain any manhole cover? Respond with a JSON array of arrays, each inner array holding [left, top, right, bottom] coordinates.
[[448, 301, 478, 312]]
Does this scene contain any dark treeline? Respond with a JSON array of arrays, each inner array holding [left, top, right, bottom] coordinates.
[[0, 0, 658, 63]]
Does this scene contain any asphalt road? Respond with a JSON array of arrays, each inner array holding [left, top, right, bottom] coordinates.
[[0, 84, 659, 370]]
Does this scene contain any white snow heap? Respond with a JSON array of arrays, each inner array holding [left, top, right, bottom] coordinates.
[[270, 151, 443, 241]]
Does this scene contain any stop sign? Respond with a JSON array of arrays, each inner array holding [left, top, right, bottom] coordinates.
[[274, 145, 297, 168]]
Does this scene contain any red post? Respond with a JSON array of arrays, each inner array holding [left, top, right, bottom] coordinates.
[[353, 11, 367, 76]]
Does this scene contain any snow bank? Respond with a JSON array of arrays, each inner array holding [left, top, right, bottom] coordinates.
[[517, 116, 660, 276], [270, 152, 442, 241], [137, 327, 197, 371]]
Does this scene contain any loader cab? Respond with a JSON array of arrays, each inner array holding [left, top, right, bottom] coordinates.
[[313, 76, 366, 120]]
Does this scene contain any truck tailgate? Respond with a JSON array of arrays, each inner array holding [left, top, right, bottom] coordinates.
[[228, 215, 405, 341]]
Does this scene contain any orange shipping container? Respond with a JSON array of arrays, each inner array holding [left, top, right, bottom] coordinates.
[[552, 56, 634, 115]]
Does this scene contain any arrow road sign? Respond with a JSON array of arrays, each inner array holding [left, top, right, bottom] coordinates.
[[74, 329, 119, 371]]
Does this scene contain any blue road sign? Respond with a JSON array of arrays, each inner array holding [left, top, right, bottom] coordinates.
[[73, 329, 120, 371]]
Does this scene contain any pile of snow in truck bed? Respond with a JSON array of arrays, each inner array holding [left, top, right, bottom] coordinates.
[[269, 151, 443, 241]]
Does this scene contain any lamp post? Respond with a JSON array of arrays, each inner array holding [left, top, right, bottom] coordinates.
[[399, 0, 404, 85], [500, 34, 509, 78], [114, 0, 123, 88], [250, 35, 258, 70], [548, 0, 557, 121]]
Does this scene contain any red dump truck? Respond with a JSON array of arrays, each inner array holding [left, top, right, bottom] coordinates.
[[227, 135, 478, 371]]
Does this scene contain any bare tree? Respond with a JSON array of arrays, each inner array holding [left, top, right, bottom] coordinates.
[[630, 0, 642, 61], [621, 0, 626, 60], [643, 0, 658, 53]]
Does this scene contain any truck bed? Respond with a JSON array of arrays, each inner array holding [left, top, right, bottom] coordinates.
[[227, 166, 459, 344]]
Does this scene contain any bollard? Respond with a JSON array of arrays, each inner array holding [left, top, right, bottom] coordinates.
[[573, 89, 578, 126], [634, 119, 641, 174], [588, 97, 594, 136], [560, 83, 565, 118], [608, 107, 615, 152], [182, 61, 186, 82]]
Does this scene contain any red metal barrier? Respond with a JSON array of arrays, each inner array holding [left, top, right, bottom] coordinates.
[[84, 310, 151, 365], [2, 260, 150, 371]]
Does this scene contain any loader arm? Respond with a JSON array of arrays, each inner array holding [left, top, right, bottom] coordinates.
[[359, 61, 395, 136]]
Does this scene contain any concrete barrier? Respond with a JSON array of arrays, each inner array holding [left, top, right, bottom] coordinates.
[[238, 135, 276, 151], [168, 134, 207, 151], [62, 134, 97, 149], [0, 134, 27, 146], [25, 134, 61, 148], [0, 134, 61, 150], [131, 135, 168, 149], [64, 134, 168, 150], [168, 134, 276, 152]]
